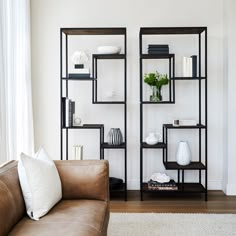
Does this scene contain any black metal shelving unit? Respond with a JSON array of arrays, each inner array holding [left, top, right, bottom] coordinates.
[[139, 27, 207, 201], [60, 27, 127, 200]]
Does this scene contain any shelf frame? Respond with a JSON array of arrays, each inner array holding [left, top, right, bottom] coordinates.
[[139, 27, 208, 201], [60, 27, 127, 201], [92, 53, 126, 104]]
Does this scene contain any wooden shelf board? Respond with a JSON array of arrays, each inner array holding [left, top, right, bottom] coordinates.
[[93, 54, 126, 59], [102, 142, 126, 149], [163, 124, 206, 129], [142, 183, 206, 193], [140, 27, 206, 35], [93, 101, 125, 104], [141, 142, 166, 149], [62, 77, 96, 81], [61, 27, 126, 35], [164, 161, 206, 170], [63, 124, 104, 129], [141, 101, 175, 104]]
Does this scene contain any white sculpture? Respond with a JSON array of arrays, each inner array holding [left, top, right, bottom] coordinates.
[[150, 172, 170, 183], [71, 51, 89, 65]]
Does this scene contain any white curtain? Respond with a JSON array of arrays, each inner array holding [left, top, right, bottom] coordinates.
[[0, 0, 34, 164]]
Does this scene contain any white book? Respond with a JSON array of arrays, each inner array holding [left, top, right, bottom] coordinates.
[[188, 57, 193, 77], [75, 145, 83, 160], [183, 57, 188, 77], [72, 145, 77, 160], [179, 120, 197, 126]]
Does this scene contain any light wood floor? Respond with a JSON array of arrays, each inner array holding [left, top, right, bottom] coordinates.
[[110, 191, 236, 213]]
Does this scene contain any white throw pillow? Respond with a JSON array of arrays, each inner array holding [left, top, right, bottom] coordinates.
[[18, 147, 62, 220]]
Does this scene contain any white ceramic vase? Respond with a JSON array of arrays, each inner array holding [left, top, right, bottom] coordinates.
[[176, 141, 191, 166], [145, 133, 162, 145]]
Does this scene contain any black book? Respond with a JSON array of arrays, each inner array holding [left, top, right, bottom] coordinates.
[[148, 49, 169, 52], [61, 97, 66, 128], [62, 97, 70, 127], [68, 73, 91, 78], [148, 51, 169, 55], [148, 44, 169, 48], [148, 47, 169, 50], [69, 100, 75, 127], [74, 64, 84, 69], [191, 55, 197, 77]]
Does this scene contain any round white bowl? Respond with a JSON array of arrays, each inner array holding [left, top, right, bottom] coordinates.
[[97, 46, 121, 54]]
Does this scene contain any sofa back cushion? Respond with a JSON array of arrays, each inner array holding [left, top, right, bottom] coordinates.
[[55, 160, 109, 201], [18, 148, 62, 221], [0, 161, 25, 236]]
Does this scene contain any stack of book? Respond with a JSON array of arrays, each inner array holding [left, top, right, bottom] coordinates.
[[183, 55, 197, 77], [148, 179, 178, 191], [148, 44, 169, 54], [72, 145, 83, 160], [62, 97, 75, 127], [68, 66, 90, 79]]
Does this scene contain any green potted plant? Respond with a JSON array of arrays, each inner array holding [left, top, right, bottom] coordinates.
[[144, 71, 169, 102]]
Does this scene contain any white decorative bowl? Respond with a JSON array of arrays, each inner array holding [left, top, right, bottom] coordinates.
[[97, 46, 121, 54]]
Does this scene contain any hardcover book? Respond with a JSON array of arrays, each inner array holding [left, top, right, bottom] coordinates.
[[148, 179, 178, 191]]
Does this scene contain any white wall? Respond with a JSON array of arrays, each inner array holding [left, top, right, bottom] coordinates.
[[31, 0, 225, 190], [223, 0, 236, 195]]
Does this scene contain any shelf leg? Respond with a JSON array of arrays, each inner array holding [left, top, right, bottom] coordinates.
[[140, 147, 143, 201]]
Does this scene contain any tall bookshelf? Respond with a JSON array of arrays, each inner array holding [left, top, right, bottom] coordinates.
[[139, 27, 207, 201], [60, 28, 127, 200]]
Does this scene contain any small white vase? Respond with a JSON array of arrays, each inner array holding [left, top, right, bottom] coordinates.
[[145, 133, 162, 145], [176, 141, 191, 166]]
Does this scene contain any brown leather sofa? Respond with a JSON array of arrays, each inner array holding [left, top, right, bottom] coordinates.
[[0, 160, 109, 236]]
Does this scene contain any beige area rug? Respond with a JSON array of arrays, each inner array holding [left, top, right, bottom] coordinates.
[[108, 213, 236, 236]]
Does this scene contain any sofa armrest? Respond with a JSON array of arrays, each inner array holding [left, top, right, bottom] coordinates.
[[54, 160, 109, 201]]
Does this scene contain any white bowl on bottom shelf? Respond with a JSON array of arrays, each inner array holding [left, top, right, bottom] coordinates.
[[97, 46, 121, 54]]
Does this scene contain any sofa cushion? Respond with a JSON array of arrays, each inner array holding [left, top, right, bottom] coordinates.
[[55, 160, 109, 201], [0, 161, 26, 236], [8, 200, 109, 236], [18, 148, 62, 220]]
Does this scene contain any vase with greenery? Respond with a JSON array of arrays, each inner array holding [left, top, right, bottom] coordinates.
[[144, 71, 169, 102]]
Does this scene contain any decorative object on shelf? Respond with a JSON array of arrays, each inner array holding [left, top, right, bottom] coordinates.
[[97, 46, 121, 54], [107, 128, 123, 145], [148, 179, 178, 191], [72, 145, 83, 160], [62, 97, 75, 127], [183, 55, 197, 77], [70, 50, 90, 78], [150, 172, 170, 183], [71, 50, 89, 68], [144, 71, 169, 102], [109, 177, 123, 190], [172, 119, 197, 127], [73, 114, 82, 126], [176, 141, 192, 166], [145, 132, 162, 145], [147, 44, 169, 54], [173, 119, 180, 127]]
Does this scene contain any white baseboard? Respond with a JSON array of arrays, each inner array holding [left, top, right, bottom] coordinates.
[[224, 184, 236, 195], [127, 180, 223, 191]]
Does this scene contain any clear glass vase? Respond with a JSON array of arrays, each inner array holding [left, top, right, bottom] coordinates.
[[150, 86, 162, 102]]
